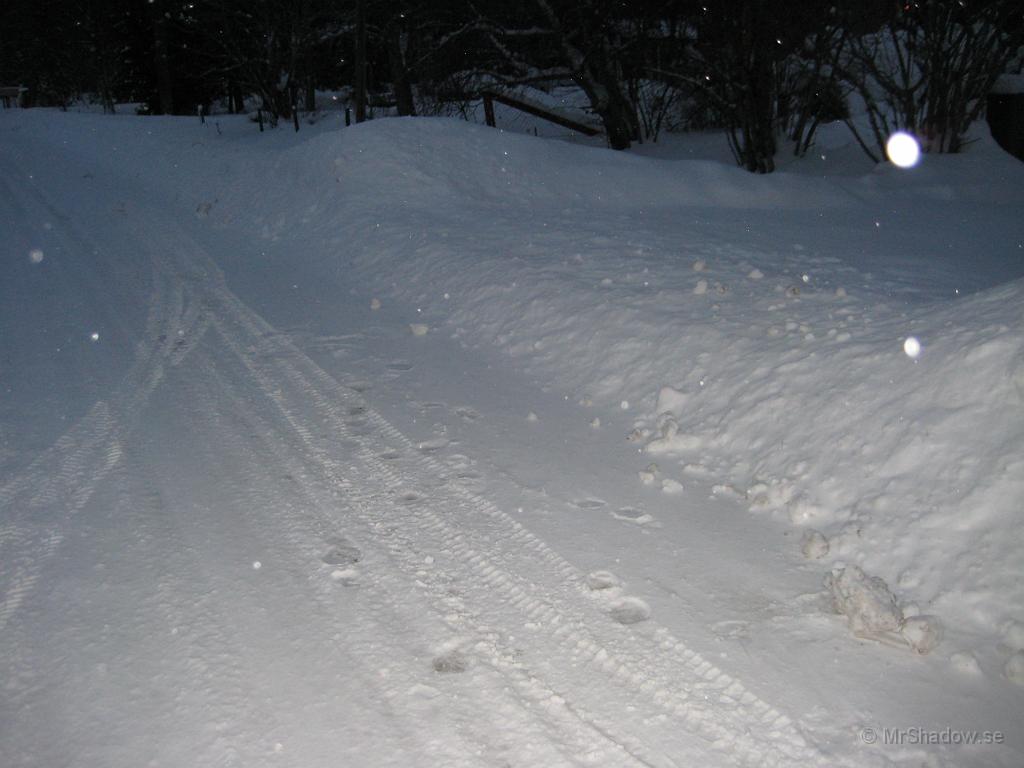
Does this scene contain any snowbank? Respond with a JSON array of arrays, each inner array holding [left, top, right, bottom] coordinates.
[[211, 117, 1024, 658]]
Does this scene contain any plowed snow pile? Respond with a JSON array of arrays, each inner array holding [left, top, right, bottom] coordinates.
[[225, 118, 1024, 661]]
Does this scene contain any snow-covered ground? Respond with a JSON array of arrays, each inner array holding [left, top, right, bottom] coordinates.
[[1, 108, 1022, 768]]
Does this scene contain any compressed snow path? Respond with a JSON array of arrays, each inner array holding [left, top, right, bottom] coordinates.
[[2, 111, 1022, 768], [1, 117, 819, 768]]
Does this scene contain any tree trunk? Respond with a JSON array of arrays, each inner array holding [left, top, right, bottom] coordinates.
[[576, 61, 638, 151], [305, 79, 316, 111], [304, 46, 316, 111], [739, 54, 776, 173], [228, 78, 244, 114], [734, 2, 776, 173], [387, 27, 416, 117], [150, 0, 174, 114], [354, 0, 367, 122]]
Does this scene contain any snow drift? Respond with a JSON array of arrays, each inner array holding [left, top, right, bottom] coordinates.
[[210, 117, 1024, 659]]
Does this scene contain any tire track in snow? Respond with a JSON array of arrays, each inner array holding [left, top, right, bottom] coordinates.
[[153, 232, 827, 766], [0, 268, 208, 632], [0, 168, 210, 633], [189, 338, 600, 767], [202, 313, 647, 766]]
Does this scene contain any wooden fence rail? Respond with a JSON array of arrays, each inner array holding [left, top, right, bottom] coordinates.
[[481, 90, 602, 137]]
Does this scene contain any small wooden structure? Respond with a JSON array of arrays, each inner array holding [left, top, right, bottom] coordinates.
[[0, 86, 26, 108], [481, 89, 602, 137]]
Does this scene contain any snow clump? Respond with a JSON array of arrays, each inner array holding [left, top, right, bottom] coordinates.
[[826, 565, 903, 637], [801, 530, 830, 560], [1004, 652, 1024, 686], [900, 615, 944, 655]]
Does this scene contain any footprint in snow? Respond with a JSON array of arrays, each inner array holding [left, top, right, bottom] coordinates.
[[453, 406, 481, 422], [329, 568, 359, 586], [346, 421, 373, 437], [417, 437, 449, 453], [586, 571, 621, 591], [711, 620, 750, 640], [398, 490, 423, 505], [432, 648, 470, 674], [322, 539, 361, 586], [571, 498, 606, 510], [610, 507, 659, 527], [322, 538, 361, 566], [609, 597, 651, 625], [586, 572, 650, 624]]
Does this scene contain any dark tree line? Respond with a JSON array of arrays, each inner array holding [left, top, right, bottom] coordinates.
[[1, 0, 1020, 171]]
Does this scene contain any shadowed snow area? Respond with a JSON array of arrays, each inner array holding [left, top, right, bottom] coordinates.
[[2, 110, 1023, 768]]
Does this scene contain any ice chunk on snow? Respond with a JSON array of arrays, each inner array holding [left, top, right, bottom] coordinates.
[[746, 479, 796, 512], [655, 385, 688, 417], [825, 565, 903, 637], [787, 497, 830, 525], [1002, 621, 1024, 652], [1004, 652, 1024, 686], [950, 651, 982, 675], [900, 615, 943, 654], [637, 463, 659, 485], [586, 571, 620, 590], [661, 478, 683, 494], [801, 530, 830, 560], [645, 418, 701, 455], [626, 427, 649, 443]]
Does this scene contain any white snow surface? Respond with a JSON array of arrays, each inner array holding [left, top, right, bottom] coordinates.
[[230, 117, 1024, 646], [2, 110, 1023, 768]]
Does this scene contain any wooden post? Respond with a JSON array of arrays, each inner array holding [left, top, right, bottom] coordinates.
[[483, 92, 496, 127]]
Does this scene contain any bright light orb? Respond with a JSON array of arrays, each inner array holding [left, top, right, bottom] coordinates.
[[886, 132, 921, 169], [903, 336, 922, 358]]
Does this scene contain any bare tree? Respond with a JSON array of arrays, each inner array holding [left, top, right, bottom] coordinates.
[[839, 0, 1024, 161]]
